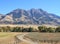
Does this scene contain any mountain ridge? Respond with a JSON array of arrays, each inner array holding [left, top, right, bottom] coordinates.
[[0, 8, 60, 26]]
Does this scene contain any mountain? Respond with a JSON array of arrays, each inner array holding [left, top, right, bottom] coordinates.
[[0, 8, 60, 25]]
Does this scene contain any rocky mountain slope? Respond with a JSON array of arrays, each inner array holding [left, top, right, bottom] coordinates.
[[0, 8, 60, 25]]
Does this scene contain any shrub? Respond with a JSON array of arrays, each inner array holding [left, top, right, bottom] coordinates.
[[28, 27, 33, 32], [55, 26, 60, 32], [46, 27, 55, 33], [38, 26, 47, 32]]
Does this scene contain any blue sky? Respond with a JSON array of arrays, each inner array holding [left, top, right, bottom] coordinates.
[[0, 0, 60, 16]]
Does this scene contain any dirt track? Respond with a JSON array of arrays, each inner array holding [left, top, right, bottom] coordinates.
[[16, 33, 38, 44]]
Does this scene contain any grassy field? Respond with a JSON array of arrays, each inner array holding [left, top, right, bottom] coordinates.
[[24, 32, 60, 44], [25, 32, 60, 41], [0, 32, 20, 38], [0, 32, 21, 44], [0, 32, 29, 44], [0, 32, 60, 44]]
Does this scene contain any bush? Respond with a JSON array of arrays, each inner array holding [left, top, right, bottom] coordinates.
[[55, 26, 60, 32], [46, 27, 55, 33], [38, 26, 55, 32], [28, 27, 33, 32], [38, 26, 47, 32], [22, 28, 28, 32], [11, 27, 22, 32]]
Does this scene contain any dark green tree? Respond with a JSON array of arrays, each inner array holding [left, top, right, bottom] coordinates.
[[55, 26, 60, 32], [28, 27, 33, 32], [46, 27, 55, 33], [22, 28, 28, 32], [38, 26, 47, 32]]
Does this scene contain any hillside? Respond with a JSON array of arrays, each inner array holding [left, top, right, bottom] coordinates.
[[0, 8, 60, 25]]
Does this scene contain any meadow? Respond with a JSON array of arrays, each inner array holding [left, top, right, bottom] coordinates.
[[0, 32, 60, 44], [0, 32, 20, 44], [24, 32, 60, 44]]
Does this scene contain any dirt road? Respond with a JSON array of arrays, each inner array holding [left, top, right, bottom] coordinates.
[[16, 33, 38, 44]]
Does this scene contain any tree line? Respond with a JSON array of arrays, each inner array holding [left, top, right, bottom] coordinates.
[[0, 26, 60, 32], [0, 26, 34, 32]]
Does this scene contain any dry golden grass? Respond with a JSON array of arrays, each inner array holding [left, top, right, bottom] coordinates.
[[25, 32, 60, 41], [24, 32, 60, 44], [0, 32, 60, 44], [20, 42, 30, 44], [0, 32, 21, 39], [0, 32, 22, 44]]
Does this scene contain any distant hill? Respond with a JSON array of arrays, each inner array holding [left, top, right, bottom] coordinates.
[[0, 8, 60, 26]]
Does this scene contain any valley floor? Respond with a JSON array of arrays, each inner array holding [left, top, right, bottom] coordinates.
[[0, 32, 60, 44]]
